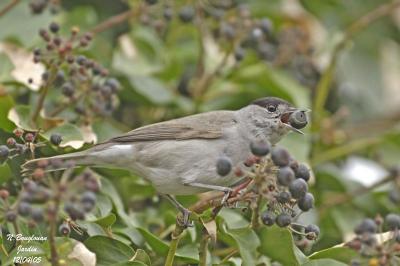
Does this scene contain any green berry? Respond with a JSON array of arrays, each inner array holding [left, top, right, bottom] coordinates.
[[289, 111, 307, 129], [298, 193, 314, 211], [271, 147, 290, 167], [276, 213, 291, 227], [277, 167, 295, 187], [250, 139, 270, 157], [289, 179, 308, 199], [261, 211, 276, 226], [216, 156, 232, 176]]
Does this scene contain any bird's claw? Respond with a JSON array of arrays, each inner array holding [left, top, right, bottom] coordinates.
[[177, 208, 193, 228], [221, 189, 234, 207]]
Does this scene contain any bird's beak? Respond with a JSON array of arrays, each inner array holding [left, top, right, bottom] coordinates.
[[280, 107, 310, 135]]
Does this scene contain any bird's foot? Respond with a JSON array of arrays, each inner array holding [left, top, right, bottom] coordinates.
[[177, 208, 193, 228], [220, 188, 234, 207]]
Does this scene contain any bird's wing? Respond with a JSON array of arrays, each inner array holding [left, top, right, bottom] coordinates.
[[104, 111, 236, 143]]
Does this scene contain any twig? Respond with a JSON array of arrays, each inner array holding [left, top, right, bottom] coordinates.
[[312, 0, 400, 127], [199, 230, 210, 266], [31, 68, 57, 124], [322, 175, 395, 208], [194, 4, 206, 78], [0, 0, 20, 17], [218, 249, 238, 265], [164, 223, 185, 266], [90, 9, 136, 35], [310, 138, 381, 166]]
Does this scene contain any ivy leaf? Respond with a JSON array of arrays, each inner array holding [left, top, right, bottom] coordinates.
[[301, 259, 347, 266], [309, 246, 357, 264], [84, 235, 135, 266], [258, 226, 301, 266], [226, 227, 260, 266]]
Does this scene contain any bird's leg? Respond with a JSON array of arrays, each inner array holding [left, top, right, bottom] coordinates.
[[164, 194, 193, 228], [184, 182, 233, 206]]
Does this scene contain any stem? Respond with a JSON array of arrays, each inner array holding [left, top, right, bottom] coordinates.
[[312, 0, 400, 128], [310, 138, 380, 166], [49, 219, 59, 266], [31, 68, 57, 124], [322, 175, 395, 208], [199, 230, 210, 266], [219, 249, 238, 264], [0, 0, 20, 17], [90, 9, 136, 34], [164, 223, 185, 266]]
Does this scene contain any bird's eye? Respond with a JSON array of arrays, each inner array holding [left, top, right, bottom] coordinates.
[[267, 105, 276, 112]]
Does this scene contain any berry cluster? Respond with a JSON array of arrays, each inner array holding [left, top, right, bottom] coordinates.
[[29, 0, 61, 15], [31, 22, 121, 124], [137, 1, 318, 89], [347, 214, 400, 266], [0, 163, 99, 237], [216, 139, 319, 246], [0, 128, 62, 163]]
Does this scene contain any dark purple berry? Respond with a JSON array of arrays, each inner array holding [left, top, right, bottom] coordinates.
[[261, 211, 276, 226], [289, 179, 308, 199], [179, 6, 195, 23], [260, 18, 273, 34], [234, 47, 245, 61], [385, 214, 400, 231], [389, 190, 400, 204], [216, 156, 232, 176], [0, 145, 9, 159], [163, 7, 173, 20], [50, 133, 62, 146], [294, 163, 310, 181], [289, 111, 307, 129], [5, 210, 17, 222], [276, 191, 291, 204], [76, 55, 87, 66], [305, 224, 320, 240], [298, 193, 314, 211], [81, 191, 96, 205], [271, 147, 291, 167], [145, 0, 157, 5], [31, 208, 44, 222], [62, 83, 74, 97], [49, 22, 60, 33], [277, 167, 295, 187], [59, 223, 71, 236], [250, 139, 270, 157], [18, 202, 32, 216], [276, 213, 291, 227], [105, 78, 120, 92], [355, 218, 377, 234]]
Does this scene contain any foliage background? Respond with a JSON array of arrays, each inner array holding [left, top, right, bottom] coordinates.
[[0, 0, 399, 265]]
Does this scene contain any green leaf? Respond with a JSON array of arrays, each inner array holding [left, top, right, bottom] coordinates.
[[136, 227, 169, 255], [42, 123, 85, 149], [309, 246, 357, 264], [132, 249, 151, 265], [84, 235, 135, 266], [0, 95, 15, 131], [111, 262, 147, 266], [92, 213, 117, 228], [7, 105, 34, 130], [129, 76, 173, 104], [258, 226, 301, 266], [301, 259, 347, 266], [226, 227, 260, 266], [0, 53, 14, 82]]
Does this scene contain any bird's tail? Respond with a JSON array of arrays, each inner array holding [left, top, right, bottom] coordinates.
[[21, 151, 91, 176]]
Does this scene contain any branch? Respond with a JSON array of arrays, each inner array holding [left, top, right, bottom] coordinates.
[[0, 0, 20, 17], [312, 0, 400, 126], [199, 230, 210, 266], [90, 9, 136, 35], [322, 175, 395, 208]]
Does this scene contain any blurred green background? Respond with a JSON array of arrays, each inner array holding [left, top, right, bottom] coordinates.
[[0, 0, 400, 265]]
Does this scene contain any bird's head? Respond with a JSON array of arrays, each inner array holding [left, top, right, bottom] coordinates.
[[250, 97, 309, 141]]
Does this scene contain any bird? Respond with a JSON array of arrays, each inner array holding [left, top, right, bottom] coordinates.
[[22, 97, 307, 226]]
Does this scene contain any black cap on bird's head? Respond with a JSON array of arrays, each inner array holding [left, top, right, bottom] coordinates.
[[251, 97, 308, 134]]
